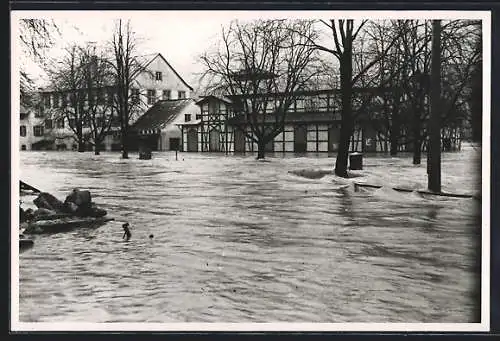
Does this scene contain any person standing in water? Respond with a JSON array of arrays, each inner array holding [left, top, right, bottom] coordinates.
[[122, 223, 131, 241]]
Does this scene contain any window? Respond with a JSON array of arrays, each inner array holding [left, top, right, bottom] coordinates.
[[185, 114, 191, 122], [155, 72, 162, 81], [33, 125, 44, 137], [44, 94, 51, 108], [45, 119, 53, 129], [56, 118, 65, 128], [147, 89, 156, 105], [20, 125, 26, 137], [162, 90, 171, 100], [178, 91, 186, 99], [131, 88, 140, 104], [195, 114, 202, 120]]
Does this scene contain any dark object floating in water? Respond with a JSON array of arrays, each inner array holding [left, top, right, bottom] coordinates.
[[289, 169, 331, 179], [20, 188, 113, 234], [19, 235, 34, 251], [149, 234, 154, 239], [21, 188, 113, 234], [22, 216, 115, 235], [139, 147, 152, 160]]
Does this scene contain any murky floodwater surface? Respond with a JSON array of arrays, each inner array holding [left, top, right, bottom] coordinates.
[[17, 146, 481, 323]]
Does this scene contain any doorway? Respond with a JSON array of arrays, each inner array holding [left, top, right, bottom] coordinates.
[[187, 128, 198, 152], [294, 125, 307, 153]]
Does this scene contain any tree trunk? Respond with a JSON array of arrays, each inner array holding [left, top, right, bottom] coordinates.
[[256, 140, 266, 159], [94, 142, 101, 155], [413, 135, 421, 165], [335, 124, 351, 177], [428, 20, 442, 192], [390, 97, 400, 156], [77, 125, 85, 152], [413, 137, 422, 165], [121, 127, 129, 159], [77, 139, 85, 152], [412, 98, 423, 164], [334, 48, 353, 178]]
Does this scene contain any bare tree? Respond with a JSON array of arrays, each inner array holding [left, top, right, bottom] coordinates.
[[108, 19, 148, 159], [79, 46, 116, 155], [200, 19, 321, 159], [355, 20, 480, 162], [307, 19, 405, 177], [46, 45, 90, 152], [19, 19, 59, 107], [396, 20, 481, 163], [440, 20, 482, 144]]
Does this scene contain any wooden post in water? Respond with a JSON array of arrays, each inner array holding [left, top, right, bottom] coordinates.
[[428, 20, 442, 192]]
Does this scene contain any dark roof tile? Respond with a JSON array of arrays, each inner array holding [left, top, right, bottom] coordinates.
[[132, 99, 193, 131]]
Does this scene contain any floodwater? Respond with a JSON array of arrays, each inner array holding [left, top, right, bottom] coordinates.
[[17, 144, 482, 323]]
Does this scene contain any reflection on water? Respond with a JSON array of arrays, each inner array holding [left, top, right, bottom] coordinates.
[[17, 148, 481, 323]]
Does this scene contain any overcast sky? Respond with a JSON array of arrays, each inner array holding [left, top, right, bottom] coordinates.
[[17, 11, 241, 90], [14, 10, 488, 92]]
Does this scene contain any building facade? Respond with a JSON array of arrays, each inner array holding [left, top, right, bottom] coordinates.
[[130, 98, 201, 151], [22, 53, 193, 152], [177, 90, 463, 154], [19, 105, 56, 151]]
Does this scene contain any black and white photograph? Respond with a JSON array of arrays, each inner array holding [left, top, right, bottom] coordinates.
[[11, 10, 490, 331]]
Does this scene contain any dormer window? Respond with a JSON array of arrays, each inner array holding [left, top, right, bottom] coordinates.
[[155, 72, 162, 81]]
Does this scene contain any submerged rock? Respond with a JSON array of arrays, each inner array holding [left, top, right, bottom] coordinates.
[[289, 169, 332, 179]]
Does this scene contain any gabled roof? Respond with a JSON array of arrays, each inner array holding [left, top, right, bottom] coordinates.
[[131, 99, 193, 131], [39, 52, 193, 93], [138, 53, 193, 91]]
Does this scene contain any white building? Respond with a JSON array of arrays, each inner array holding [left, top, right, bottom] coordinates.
[[131, 98, 200, 151], [19, 105, 56, 151], [29, 52, 193, 151]]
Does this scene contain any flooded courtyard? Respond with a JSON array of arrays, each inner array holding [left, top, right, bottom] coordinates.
[[17, 144, 482, 323]]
